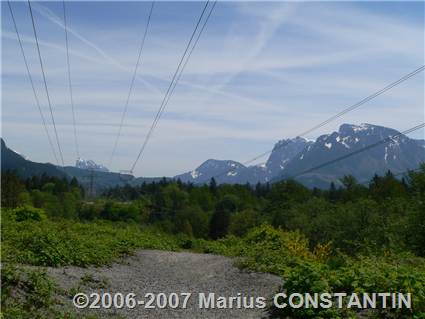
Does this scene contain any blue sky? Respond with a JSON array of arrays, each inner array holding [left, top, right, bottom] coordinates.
[[2, 1, 424, 177]]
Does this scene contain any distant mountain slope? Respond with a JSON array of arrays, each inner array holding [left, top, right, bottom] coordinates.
[[265, 137, 312, 177], [175, 123, 425, 188], [1, 138, 167, 193], [278, 123, 425, 186], [76, 158, 109, 172], [175, 137, 310, 185], [175, 159, 248, 184], [3, 122, 424, 190], [1, 138, 129, 192], [1, 139, 66, 178], [415, 139, 425, 148]]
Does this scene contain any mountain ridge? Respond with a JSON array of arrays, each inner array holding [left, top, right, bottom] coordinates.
[[175, 123, 425, 188], [2, 123, 424, 189]]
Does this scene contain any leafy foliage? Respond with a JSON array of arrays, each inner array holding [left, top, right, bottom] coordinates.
[[2, 212, 182, 267], [2, 166, 425, 318], [194, 225, 425, 318]]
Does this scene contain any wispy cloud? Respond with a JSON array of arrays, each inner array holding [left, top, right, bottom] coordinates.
[[2, 1, 423, 176]]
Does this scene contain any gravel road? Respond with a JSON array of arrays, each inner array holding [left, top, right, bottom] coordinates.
[[48, 250, 282, 319]]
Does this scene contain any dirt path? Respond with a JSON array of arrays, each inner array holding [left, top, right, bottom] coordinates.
[[48, 250, 282, 319]]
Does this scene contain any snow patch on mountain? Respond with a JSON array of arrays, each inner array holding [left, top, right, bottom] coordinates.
[[174, 123, 425, 188], [352, 123, 372, 132], [11, 148, 29, 160], [384, 146, 388, 162], [76, 158, 109, 172], [190, 170, 199, 179], [336, 136, 350, 148]]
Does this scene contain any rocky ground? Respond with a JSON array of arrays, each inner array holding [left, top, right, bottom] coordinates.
[[48, 250, 282, 319]]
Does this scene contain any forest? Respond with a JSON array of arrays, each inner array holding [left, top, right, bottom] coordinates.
[[2, 166, 425, 318]]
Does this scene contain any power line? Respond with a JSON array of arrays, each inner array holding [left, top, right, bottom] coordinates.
[[7, 1, 59, 166], [129, 0, 211, 173], [109, 1, 155, 167], [129, 0, 217, 173], [297, 65, 425, 137], [62, 0, 80, 160], [161, 1, 217, 119], [28, 0, 65, 166], [208, 65, 425, 182], [287, 123, 425, 180], [147, 1, 217, 157]]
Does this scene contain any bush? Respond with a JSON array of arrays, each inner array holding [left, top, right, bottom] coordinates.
[[2, 211, 183, 267], [13, 205, 47, 222], [1, 265, 57, 318], [196, 225, 425, 318]]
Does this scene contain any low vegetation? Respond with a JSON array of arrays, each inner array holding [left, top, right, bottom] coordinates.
[[2, 165, 425, 318], [195, 225, 425, 318]]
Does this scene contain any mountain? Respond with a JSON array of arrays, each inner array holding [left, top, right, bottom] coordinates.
[[175, 123, 425, 188], [278, 123, 425, 187], [175, 137, 311, 185], [1, 138, 169, 194], [3, 123, 424, 190], [175, 159, 249, 184], [415, 139, 425, 148], [76, 158, 109, 172], [265, 137, 313, 177], [1, 139, 67, 178]]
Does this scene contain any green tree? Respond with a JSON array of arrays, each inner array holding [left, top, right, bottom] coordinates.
[[209, 195, 238, 239], [229, 209, 258, 236], [1, 171, 26, 208], [161, 184, 189, 213], [209, 178, 218, 196]]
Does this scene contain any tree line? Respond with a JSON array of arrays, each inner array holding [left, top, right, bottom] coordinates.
[[2, 165, 424, 257]]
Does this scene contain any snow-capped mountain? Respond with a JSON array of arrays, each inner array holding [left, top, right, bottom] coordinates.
[[415, 139, 425, 148], [2, 122, 424, 189], [279, 123, 425, 187], [174, 123, 425, 188], [175, 159, 249, 184], [10, 148, 29, 160], [75, 158, 109, 172], [175, 137, 314, 185], [265, 137, 312, 177]]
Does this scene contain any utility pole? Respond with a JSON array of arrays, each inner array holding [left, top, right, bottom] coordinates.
[[83, 168, 96, 199], [89, 168, 95, 198]]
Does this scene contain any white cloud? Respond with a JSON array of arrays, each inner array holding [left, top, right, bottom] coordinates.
[[2, 1, 423, 176]]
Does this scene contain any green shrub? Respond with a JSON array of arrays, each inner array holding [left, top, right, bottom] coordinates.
[[13, 205, 47, 222], [2, 211, 182, 267], [195, 225, 425, 318], [1, 265, 58, 318]]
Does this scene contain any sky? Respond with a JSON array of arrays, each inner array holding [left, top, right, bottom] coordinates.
[[1, 1, 424, 177]]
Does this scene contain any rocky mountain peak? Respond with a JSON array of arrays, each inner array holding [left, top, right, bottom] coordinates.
[[75, 158, 109, 172]]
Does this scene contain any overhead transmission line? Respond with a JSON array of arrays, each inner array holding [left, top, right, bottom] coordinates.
[[128, 0, 217, 173], [286, 123, 425, 180], [208, 65, 425, 182], [28, 0, 65, 166], [297, 66, 425, 137], [62, 0, 80, 160], [7, 1, 59, 166], [109, 1, 155, 167]]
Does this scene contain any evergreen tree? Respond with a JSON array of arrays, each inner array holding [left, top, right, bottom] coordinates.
[[1, 171, 25, 208]]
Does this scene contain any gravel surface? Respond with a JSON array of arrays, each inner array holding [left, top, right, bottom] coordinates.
[[48, 250, 282, 319]]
